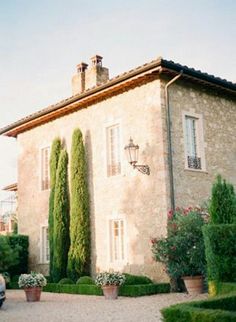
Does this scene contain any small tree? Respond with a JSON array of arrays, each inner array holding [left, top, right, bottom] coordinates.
[[209, 175, 236, 224], [52, 149, 70, 282], [48, 138, 61, 278], [67, 128, 90, 281]]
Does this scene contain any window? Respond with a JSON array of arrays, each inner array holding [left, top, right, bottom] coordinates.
[[183, 112, 205, 171], [41, 226, 49, 263], [109, 219, 125, 262], [41, 147, 50, 190], [106, 124, 121, 176]]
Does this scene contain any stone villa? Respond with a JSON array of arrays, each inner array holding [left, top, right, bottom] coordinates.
[[1, 55, 236, 280]]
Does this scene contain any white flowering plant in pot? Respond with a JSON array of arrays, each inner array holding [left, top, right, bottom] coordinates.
[[18, 272, 47, 289], [95, 272, 125, 286]]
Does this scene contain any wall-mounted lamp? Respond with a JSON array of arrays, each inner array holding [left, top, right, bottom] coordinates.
[[124, 138, 150, 175]]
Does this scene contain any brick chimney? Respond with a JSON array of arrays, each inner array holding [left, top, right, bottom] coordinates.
[[85, 55, 109, 90], [72, 62, 88, 96], [72, 55, 109, 95]]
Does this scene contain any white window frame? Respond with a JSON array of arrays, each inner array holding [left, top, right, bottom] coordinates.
[[105, 122, 122, 177], [108, 216, 127, 265], [40, 225, 49, 264], [182, 111, 206, 171], [40, 146, 50, 191]]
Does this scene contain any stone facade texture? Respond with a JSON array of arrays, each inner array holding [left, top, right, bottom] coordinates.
[[16, 70, 236, 281], [17, 78, 169, 281], [162, 79, 236, 207]]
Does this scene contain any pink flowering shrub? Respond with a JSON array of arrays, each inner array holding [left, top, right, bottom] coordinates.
[[151, 207, 208, 279]]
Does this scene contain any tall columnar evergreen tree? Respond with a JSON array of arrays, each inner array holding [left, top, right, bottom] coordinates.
[[67, 128, 90, 281], [48, 138, 61, 278], [52, 149, 70, 282], [209, 174, 236, 224]]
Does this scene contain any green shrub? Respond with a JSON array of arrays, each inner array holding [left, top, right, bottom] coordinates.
[[11, 275, 20, 283], [43, 283, 102, 295], [58, 278, 74, 284], [208, 281, 236, 297], [123, 273, 153, 285], [0, 235, 20, 273], [7, 282, 19, 289], [152, 208, 206, 280], [52, 149, 70, 282], [43, 282, 170, 297], [216, 282, 236, 296], [76, 284, 102, 295], [67, 128, 90, 281], [7, 235, 29, 276], [76, 276, 95, 285], [45, 276, 52, 283], [162, 294, 236, 322], [48, 138, 62, 278], [119, 283, 170, 297], [209, 175, 236, 224], [203, 224, 236, 283]]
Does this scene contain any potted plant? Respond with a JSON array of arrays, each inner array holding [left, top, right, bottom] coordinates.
[[95, 271, 125, 299], [151, 207, 207, 294], [18, 272, 47, 302]]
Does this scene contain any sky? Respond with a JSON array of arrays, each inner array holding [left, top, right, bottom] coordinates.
[[0, 0, 235, 199]]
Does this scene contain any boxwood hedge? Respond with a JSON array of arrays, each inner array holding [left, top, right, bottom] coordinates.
[[43, 282, 170, 297], [162, 293, 236, 322], [209, 282, 236, 296]]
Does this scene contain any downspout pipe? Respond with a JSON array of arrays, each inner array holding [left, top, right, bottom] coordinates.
[[164, 71, 183, 211]]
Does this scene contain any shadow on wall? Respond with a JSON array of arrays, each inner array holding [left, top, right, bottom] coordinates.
[[121, 142, 168, 281], [85, 130, 96, 276]]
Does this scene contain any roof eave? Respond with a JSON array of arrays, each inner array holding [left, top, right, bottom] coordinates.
[[0, 58, 163, 137], [1, 57, 235, 137]]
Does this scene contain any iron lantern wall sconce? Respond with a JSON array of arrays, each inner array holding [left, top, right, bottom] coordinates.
[[124, 138, 150, 175]]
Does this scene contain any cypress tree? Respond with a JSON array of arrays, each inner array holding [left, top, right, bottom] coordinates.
[[48, 138, 61, 278], [52, 149, 70, 282], [209, 174, 236, 224], [67, 128, 90, 281]]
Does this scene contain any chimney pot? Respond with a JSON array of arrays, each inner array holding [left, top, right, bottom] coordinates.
[[72, 55, 109, 95], [77, 62, 88, 73], [91, 55, 103, 67]]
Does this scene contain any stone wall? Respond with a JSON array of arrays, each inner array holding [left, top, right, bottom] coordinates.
[[17, 73, 236, 281], [17, 78, 170, 281], [161, 78, 236, 208]]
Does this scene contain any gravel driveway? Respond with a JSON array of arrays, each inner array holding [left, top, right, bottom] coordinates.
[[1, 290, 208, 322]]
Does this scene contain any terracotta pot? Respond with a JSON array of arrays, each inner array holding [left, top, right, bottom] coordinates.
[[102, 285, 119, 299], [24, 287, 42, 302], [182, 275, 204, 295]]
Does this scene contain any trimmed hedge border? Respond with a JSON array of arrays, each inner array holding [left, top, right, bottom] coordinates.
[[161, 293, 236, 322], [209, 281, 236, 296], [7, 282, 19, 289], [43, 282, 170, 297], [120, 283, 170, 297], [217, 283, 236, 296]]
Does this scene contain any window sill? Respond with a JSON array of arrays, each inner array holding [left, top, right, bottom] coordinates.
[[184, 167, 208, 174], [40, 188, 50, 192], [106, 172, 124, 179], [109, 260, 127, 266]]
